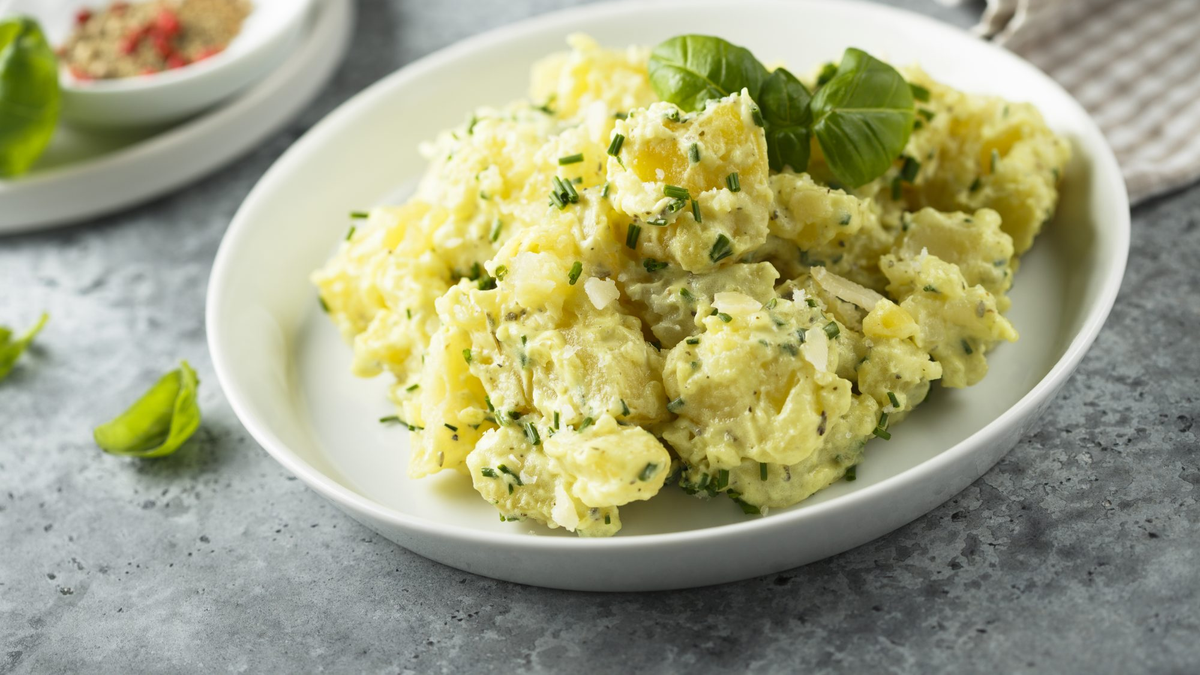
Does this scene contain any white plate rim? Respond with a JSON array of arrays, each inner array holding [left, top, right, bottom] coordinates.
[[0, 0, 353, 234], [207, 0, 1130, 554]]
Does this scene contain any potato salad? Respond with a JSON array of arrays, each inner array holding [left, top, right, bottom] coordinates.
[[313, 34, 1069, 536]]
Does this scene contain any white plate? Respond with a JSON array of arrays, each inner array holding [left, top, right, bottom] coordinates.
[[0, 0, 351, 234], [207, 0, 1130, 591]]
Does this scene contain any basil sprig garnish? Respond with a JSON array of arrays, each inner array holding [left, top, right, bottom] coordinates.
[[93, 361, 201, 458], [648, 36, 914, 187], [0, 312, 48, 381]]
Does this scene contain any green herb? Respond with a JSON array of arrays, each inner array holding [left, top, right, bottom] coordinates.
[[918, 108, 935, 122], [716, 312, 732, 323], [781, 343, 798, 356], [345, 225, 356, 241], [649, 215, 671, 225], [910, 83, 931, 102], [462, 349, 473, 364], [568, 261, 583, 285], [481, 467, 498, 478], [962, 339, 974, 355], [990, 148, 1001, 173], [379, 415, 402, 424], [887, 391, 900, 408], [816, 62, 839, 87], [716, 469, 729, 490], [691, 198, 702, 222], [969, 177, 982, 192], [680, 287, 696, 301], [600, 181, 611, 198], [350, 210, 369, 219], [490, 218, 503, 242], [725, 172, 740, 192], [750, 101, 764, 126], [639, 463, 658, 481], [760, 463, 768, 481], [0, 17, 60, 178], [667, 397, 685, 413], [578, 417, 595, 432], [664, 184, 690, 200], [731, 495, 761, 515], [477, 275, 497, 290], [647, 35, 769, 112], [811, 48, 915, 187], [838, 212, 852, 225], [607, 133, 625, 156], [626, 223, 642, 249], [406, 383, 420, 392], [92, 361, 201, 458], [900, 156, 920, 182], [553, 411, 560, 430], [923, 285, 939, 293], [604, 514, 611, 524], [319, 296, 330, 313], [759, 67, 813, 172], [873, 411, 891, 440], [845, 465, 858, 481], [664, 108, 682, 122], [709, 234, 733, 263], [824, 322, 840, 340], [643, 258, 669, 272], [444, 423, 458, 432], [497, 464, 524, 485], [806, 298, 818, 308], [891, 176, 903, 200], [0, 312, 48, 381], [549, 189, 565, 210], [688, 142, 701, 163], [558, 153, 583, 165], [523, 421, 541, 446], [494, 265, 508, 281]]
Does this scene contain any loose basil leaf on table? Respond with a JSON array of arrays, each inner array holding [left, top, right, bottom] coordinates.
[[648, 35, 769, 112], [94, 361, 202, 458], [759, 67, 813, 173], [0, 17, 61, 178], [811, 48, 915, 188], [0, 312, 49, 381]]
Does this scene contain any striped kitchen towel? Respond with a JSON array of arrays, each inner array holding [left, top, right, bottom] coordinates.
[[948, 0, 1200, 203]]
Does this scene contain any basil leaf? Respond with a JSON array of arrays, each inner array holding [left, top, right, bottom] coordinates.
[[0, 17, 60, 178], [759, 68, 813, 173], [94, 361, 201, 458], [0, 312, 48, 381], [811, 48, 914, 188], [649, 35, 769, 112]]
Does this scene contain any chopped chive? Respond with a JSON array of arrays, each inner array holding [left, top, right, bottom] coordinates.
[[444, 423, 458, 432], [910, 83, 931, 102], [664, 109, 681, 123], [553, 411, 560, 430], [497, 464, 524, 485], [667, 397, 685, 413], [462, 349, 473, 364], [923, 285, 939, 293], [494, 265, 508, 281], [874, 427, 891, 440], [614, 112, 627, 120], [481, 467, 498, 478], [845, 465, 857, 481], [568, 261, 583, 285], [649, 216, 671, 226], [688, 143, 700, 163], [626, 223, 641, 249], [685, 337, 700, 345], [878, 411, 890, 430], [406, 383, 420, 392], [806, 298, 817, 308], [691, 198, 702, 222], [990, 149, 1000, 173], [709, 234, 733, 263], [664, 184, 690, 200], [600, 182, 611, 198], [318, 296, 330, 313], [680, 287, 695, 301], [824, 322, 840, 340], [716, 312, 732, 323], [725, 172, 740, 192], [888, 391, 900, 408], [797, 328, 807, 343], [379, 415, 401, 424], [838, 212, 852, 225], [406, 309, 412, 320], [549, 190, 565, 209], [345, 226, 356, 241], [477, 275, 496, 290], [760, 463, 768, 481], [643, 258, 669, 272], [350, 211, 369, 219], [750, 103, 764, 127], [962, 339, 974, 355], [578, 417, 594, 432], [562, 178, 579, 203], [572, 176, 583, 184], [508, 411, 521, 420], [639, 463, 658, 481], [717, 469, 729, 490], [490, 218, 503, 242], [900, 156, 920, 182], [918, 108, 936, 122], [781, 343, 798, 356], [558, 153, 584, 165], [969, 177, 982, 192], [524, 421, 541, 446], [607, 133, 625, 156], [891, 176, 903, 200], [732, 496, 761, 515]]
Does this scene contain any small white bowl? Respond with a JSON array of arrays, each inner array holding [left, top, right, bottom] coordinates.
[[207, 0, 1130, 591], [12, 0, 311, 128]]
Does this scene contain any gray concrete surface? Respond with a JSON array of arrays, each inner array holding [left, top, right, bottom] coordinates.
[[2, 0, 1197, 673]]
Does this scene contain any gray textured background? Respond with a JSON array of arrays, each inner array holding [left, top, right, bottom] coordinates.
[[2, 0, 1197, 673]]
